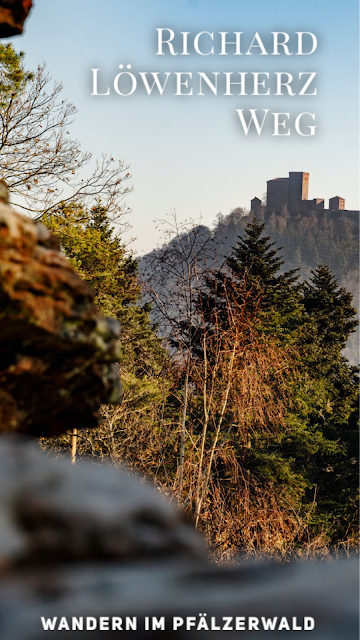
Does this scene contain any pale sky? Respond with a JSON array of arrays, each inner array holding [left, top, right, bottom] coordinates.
[[11, 0, 359, 254]]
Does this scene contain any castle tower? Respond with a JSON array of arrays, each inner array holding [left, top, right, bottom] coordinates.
[[251, 197, 263, 215], [288, 172, 309, 213], [266, 177, 289, 211], [329, 196, 345, 210]]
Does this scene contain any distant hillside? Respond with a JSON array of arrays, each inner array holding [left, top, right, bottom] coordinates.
[[140, 208, 359, 364]]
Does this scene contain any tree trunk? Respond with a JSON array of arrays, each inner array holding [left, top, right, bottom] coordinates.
[[71, 428, 77, 464]]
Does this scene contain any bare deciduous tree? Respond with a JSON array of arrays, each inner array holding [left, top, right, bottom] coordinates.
[[141, 213, 217, 496], [0, 45, 131, 219]]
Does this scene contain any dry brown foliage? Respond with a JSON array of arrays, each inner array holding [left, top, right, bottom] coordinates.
[[42, 275, 357, 560]]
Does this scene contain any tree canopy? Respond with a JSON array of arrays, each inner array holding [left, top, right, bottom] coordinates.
[[0, 43, 131, 219]]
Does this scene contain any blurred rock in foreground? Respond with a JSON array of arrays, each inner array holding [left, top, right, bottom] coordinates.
[[0, 0, 32, 37], [0, 191, 122, 436], [0, 437, 205, 566], [0, 437, 358, 640]]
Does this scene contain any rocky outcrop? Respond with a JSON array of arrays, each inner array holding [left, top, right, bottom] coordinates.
[[0, 437, 205, 566], [0, 0, 32, 37], [0, 437, 357, 640], [0, 187, 122, 437]]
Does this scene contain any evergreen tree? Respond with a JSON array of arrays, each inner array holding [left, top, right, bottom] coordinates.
[[302, 265, 358, 355], [175, 220, 309, 539], [0, 42, 33, 103], [300, 266, 359, 540], [301, 265, 358, 436], [227, 217, 299, 306], [225, 217, 302, 339], [43, 203, 169, 461], [184, 220, 358, 549]]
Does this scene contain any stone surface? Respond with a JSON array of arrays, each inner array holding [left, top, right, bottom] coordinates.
[[0, 0, 32, 37], [1, 560, 358, 640], [0, 197, 122, 436], [0, 437, 205, 568], [0, 437, 206, 566], [0, 437, 357, 640]]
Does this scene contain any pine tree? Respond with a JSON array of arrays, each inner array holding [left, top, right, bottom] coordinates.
[[173, 219, 310, 541], [201, 218, 302, 341], [227, 217, 298, 301], [301, 265, 358, 435], [0, 42, 33, 104], [302, 265, 358, 355], [43, 203, 169, 462], [185, 220, 359, 549], [300, 265, 359, 541]]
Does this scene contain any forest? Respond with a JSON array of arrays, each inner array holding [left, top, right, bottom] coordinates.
[[1, 41, 358, 561]]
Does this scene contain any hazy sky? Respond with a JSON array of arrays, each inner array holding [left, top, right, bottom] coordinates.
[[11, 0, 359, 254]]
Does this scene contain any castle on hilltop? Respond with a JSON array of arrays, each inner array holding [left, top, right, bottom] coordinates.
[[251, 172, 358, 216]]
